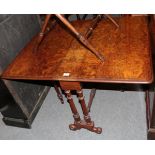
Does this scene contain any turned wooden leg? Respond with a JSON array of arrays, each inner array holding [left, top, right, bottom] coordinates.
[[60, 81, 102, 134], [65, 90, 81, 122], [76, 90, 92, 123], [64, 90, 82, 131], [76, 89, 102, 134], [34, 14, 52, 52], [87, 88, 96, 112], [104, 14, 119, 28], [54, 84, 64, 104], [85, 15, 102, 38]]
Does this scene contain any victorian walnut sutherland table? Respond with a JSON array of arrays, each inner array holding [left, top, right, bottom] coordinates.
[[1, 16, 153, 134]]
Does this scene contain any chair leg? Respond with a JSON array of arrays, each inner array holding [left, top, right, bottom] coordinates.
[[85, 15, 102, 38], [104, 14, 119, 28], [34, 14, 52, 52]]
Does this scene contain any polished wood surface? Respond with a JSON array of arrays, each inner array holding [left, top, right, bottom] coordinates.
[[2, 16, 153, 84]]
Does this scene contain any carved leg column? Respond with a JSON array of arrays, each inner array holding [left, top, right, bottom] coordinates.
[[76, 89, 102, 134], [77, 90, 92, 123], [64, 90, 82, 131], [60, 81, 102, 134]]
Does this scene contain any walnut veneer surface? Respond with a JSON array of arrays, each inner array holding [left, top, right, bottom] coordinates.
[[2, 16, 153, 84]]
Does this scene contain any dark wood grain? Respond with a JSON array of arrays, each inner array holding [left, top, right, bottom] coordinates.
[[2, 16, 153, 84]]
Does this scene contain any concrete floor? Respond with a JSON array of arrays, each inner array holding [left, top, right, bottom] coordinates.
[[0, 88, 147, 139]]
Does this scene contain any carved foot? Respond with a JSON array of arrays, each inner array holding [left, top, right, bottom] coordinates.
[[69, 120, 102, 134]]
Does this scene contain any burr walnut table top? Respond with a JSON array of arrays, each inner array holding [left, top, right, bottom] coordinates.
[[2, 16, 153, 84]]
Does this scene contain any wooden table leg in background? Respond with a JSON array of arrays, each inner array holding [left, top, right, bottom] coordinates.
[[59, 81, 102, 134], [87, 88, 96, 112], [147, 91, 155, 139], [145, 90, 151, 129], [54, 84, 64, 104]]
